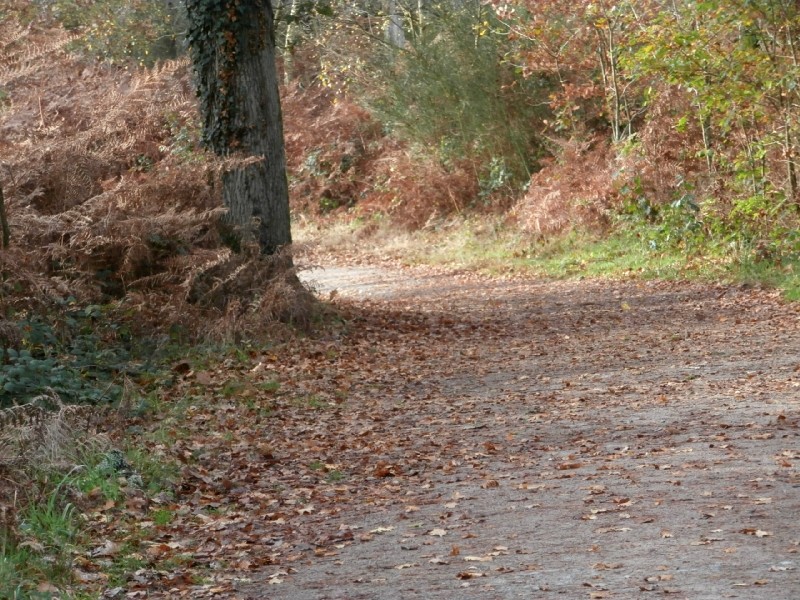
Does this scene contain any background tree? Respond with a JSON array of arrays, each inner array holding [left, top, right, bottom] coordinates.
[[185, 0, 292, 255]]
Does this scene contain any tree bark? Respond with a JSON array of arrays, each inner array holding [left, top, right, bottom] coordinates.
[[0, 182, 9, 249], [283, 0, 300, 85], [385, 0, 406, 48], [186, 0, 292, 255]]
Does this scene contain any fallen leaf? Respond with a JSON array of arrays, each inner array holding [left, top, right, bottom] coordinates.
[[18, 540, 45, 552], [194, 371, 214, 386], [595, 526, 631, 533], [557, 462, 583, 470], [73, 569, 106, 583], [145, 543, 172, 558], [428, 528, 447, 537], [89, 540, 120, 558], [267, 570, 288, 584], [740, 528, 773, 537], [456, 571, 486, 579], [369, 526, 394, 534], [593, 562, 623, 570], [374, 461, 400, 477]]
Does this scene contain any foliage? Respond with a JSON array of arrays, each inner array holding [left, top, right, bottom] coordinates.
[[0, 443, 177, 597], [0, 311, 130, 408], [44, 0, 183, 66], [0, 16, 314, 345], [321, 2, 548, 192]]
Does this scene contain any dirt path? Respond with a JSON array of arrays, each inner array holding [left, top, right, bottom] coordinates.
[[230, 265, 800, 600]]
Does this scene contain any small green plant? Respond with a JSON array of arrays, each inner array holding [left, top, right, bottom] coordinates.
[[297, 395, 326, 410], [257, 380, 280, 394], [0, 347, 119, 407], [107, 546, 148, 587], [151, 508, 175, 527], [478, 157, 513, 202], [326, 470, 345, 483], [319, 196, 343, 213], [0, 535, 38, 599], [73, 463, 124, 503], [19, 484, 77, 552], [221, 380, 246, 398]]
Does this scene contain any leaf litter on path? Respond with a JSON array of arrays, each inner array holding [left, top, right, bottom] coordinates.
[[100, 261, 800, 599]]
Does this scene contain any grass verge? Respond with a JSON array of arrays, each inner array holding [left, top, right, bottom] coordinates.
[[295, 216, 800, 299]]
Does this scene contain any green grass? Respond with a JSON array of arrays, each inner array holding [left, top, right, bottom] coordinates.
[[152, 508, 175, 527], [326, 470, 345, 483], [510, 231, 681, 279], [1, 474, 80, 598], [106, 548, 148, 587], [0, 443, 179, 598], [257, 380, 280, 393], [298, 216, 800, 300]]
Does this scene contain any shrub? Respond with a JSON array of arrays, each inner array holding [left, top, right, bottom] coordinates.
[[48, 0, 184, 66], [358, 5, 549, 194]]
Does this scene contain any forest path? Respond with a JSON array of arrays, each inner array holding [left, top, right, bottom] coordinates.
[[234, 264, 800, 600]]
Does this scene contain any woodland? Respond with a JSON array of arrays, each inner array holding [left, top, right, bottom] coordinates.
[[0, 0, 800, 598]]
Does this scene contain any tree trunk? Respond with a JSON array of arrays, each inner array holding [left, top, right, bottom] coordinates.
[[385, 0, 406, 48], [186, 0, 292, 255], [283, 0, 300, 85], [0, 182, 9, 249]]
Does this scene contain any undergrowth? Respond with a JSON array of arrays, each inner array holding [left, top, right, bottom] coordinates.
[[0, 350, 200, 597], [0, 436, 179, 598]]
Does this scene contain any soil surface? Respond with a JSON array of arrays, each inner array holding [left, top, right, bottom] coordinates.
[[236, 264, 800, 600]]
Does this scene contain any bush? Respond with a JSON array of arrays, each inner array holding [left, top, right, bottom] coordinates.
[[48, 0, 184, 66], [0, 313, 127, 408], [347, 4, 550, 196]]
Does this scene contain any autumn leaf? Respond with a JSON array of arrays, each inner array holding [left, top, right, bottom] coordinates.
[[456, 571, 486, 579], [740, 529, 772, 537]]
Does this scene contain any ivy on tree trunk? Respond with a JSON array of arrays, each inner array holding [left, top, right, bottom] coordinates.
[[185, 0, 291, 255]]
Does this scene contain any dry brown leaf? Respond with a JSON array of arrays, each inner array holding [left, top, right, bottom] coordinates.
[[456, 571, 486, 579]]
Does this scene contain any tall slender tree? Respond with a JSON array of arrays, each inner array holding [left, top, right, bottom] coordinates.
[[185, 0, 292, 255]]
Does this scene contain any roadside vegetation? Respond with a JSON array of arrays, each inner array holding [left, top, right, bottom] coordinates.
[[1, 0, 799, 596]]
